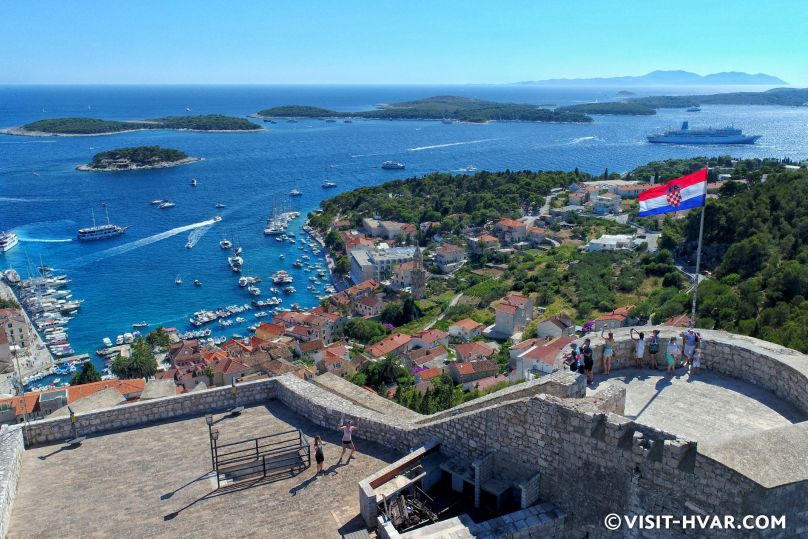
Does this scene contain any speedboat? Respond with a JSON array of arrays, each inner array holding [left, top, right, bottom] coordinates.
[[102, 337, 113, 347], [132, 321, 149, 328], [322, 180, 337, 188], [191, 178, 198, 186], [247, 285, 261, 296], [150, 200, 165, 206], [159, 201, 175, 209], [289, 188, 302, 196], [213, 215, 222, 222], [185, 241, 193, 249], [215, 203, 226, 208], [194, 279, 202, 287], [219, 239, 232, 249], [175, 275, 182, 285]]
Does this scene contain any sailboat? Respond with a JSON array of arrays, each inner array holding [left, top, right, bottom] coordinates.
[[289, 182, 302, 196], [77, 204, 128, 241]]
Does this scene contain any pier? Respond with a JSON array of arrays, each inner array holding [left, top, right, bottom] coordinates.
[[0, 280, 55, 395]]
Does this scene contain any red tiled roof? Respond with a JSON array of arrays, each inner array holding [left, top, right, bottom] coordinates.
[[505, 294, 530, 308], [595, 313, 627, 322], [496, 304, 517, 315], [455, 342, 494, 359], [395, 261, 416, 271], [412, 328, 448, 345], [468, 373, 509, 391], [210, 357, 249, 375], [299, 339, 324, 353], [451, 318, 483, 331], [400, 223, 417, 233], [418, 367, 443, 381], [357, 295, 383, 308], [256, 322, 284, 337], [497, 218, 524, 229], [367, 333, 411, 357], [540, 314, 573, 329], [664, 314, 692, 327], [437, 243, 463, 253], [519, 336, 576, 365], [476, 234, 499, 243], [410, 347, 447, 366]]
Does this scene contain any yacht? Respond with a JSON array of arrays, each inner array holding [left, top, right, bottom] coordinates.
[[215, 203, 226, 208], [77, 207, 128, 241], [159, 201, 176, 209], [175, 275, 182, 285], [0, 231, 20, 253], [321, 180, 337, 188], [219, 239, 232, 249], [228, 255, 244, 273], [382, 161, 405, 170], [247, 285, 261, 296], [193, 279, 202, 287], [191, 178, 198, 186], [132, 321, 149, 328], [289, 187, 302, 196], [150, 200, 165, 206]]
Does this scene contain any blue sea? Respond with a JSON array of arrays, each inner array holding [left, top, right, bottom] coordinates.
[[1, 84, 807, 375]]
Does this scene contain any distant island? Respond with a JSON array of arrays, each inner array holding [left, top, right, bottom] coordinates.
[[3, 115, 262, 136], [616, 90, 636, 96], [556, 87, 808, 116], [556, 102, 656, 115], [515, 70, 787, 86], [77, 146, 201, 171], [257, 95, 593, 123]]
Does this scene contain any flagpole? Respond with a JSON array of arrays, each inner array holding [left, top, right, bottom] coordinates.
[[689, 194, 707, 326]]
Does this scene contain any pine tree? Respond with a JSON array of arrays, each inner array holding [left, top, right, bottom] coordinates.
[[70, 362, 102, 386]]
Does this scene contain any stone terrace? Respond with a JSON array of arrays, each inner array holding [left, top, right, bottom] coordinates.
[[588, 368, 805, 443], [8, 403, 400, 539]]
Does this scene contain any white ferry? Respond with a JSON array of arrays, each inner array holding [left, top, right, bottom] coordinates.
[[0, 231, 20, 253]]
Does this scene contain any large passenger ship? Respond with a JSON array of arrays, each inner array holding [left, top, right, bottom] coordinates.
[[647, 121, 761, 144]]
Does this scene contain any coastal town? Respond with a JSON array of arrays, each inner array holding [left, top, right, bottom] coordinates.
[[0, 156, 786, 424]]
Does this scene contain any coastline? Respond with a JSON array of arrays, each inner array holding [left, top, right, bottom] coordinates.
[[76, 156, 203, 172], [0, 127, 265, 137]]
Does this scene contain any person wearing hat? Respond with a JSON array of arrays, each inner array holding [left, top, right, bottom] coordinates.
[[338, 419, 357, 463], [681, 328, 700, 367]]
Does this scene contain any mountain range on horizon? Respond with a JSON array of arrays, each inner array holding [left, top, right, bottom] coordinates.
[[516, 70, 787, 86]]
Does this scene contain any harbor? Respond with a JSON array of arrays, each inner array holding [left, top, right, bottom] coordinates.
[[0, 276, 56, 395]]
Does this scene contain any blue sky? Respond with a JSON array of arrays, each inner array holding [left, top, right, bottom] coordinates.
[[1, 0, 806, 85]]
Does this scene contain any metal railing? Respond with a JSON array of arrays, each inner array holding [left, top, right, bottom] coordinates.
[[212, 428, 310, 488]]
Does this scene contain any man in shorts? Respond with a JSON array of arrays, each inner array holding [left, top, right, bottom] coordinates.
[[681, 328, 700, 366]]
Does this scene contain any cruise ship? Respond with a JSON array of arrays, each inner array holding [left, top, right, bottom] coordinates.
[[0, 231, 19, 253], [647, 121, 761, 145], [77, 207, 128, 241]]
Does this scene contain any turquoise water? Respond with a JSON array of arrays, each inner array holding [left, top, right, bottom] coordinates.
[[1, 85, 807, 371]]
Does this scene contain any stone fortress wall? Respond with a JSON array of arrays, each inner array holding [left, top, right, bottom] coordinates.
[[2, 327, 807, 537]]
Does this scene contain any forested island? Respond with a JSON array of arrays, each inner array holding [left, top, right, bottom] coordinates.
[[258, 95, 593, 123], [3, 115, 262, 136], [556, 102, 656, 115], [77, 146, 200, 171], [311, 157, 808, 353]]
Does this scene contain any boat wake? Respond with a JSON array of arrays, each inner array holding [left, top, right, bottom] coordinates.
[[185, 224, 212, 248], [407, 138, 501, 152], [351, 152, 388, 158], [18, 237, 73, 243], [0, 140, 57, 144], [570, 136, 602, 144], [66, 218, 218, 268]]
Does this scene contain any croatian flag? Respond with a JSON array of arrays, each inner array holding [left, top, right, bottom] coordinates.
[[638, 168, 707, 217]]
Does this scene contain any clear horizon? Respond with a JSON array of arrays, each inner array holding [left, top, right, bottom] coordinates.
[[1, 0, 807, 85]]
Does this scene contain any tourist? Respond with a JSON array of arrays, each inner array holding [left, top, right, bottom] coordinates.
[[691, 347, 702, 375], [629, 328, 645, 368], [666, 336, 681, 375], [564, 342, 580, 371], [338, 420, 357, 463], [600, 328, 615, 374], [314, 435, 325, 473], [648, 329, 661, 370], [681, 328, 701, 366], [581, 338, 594, 385]]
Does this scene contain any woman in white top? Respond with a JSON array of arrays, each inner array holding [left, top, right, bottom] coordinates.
[[338, 420, 357, 463], [630, 328, 645, 369]]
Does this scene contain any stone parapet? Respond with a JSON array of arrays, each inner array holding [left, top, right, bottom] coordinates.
[[0, 425, 24, 539], [23, 378, 276, 446]]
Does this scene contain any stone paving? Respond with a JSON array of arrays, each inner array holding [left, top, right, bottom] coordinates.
[[587, 367, 805, 443], [9, 402, 400, 538]]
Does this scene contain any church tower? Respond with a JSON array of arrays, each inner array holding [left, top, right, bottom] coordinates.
[[410, 245, 427, 300]]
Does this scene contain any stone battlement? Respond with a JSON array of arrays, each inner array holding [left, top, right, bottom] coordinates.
[[2, 329, 807, 537]]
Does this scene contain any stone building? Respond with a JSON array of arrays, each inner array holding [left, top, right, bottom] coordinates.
[[409, 245, 427, 300]]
